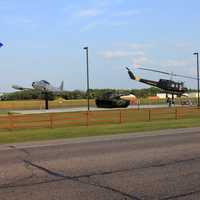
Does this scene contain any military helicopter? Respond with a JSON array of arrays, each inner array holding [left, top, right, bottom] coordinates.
[[126, 67, 196, 106], [12, 80, 64, 109]]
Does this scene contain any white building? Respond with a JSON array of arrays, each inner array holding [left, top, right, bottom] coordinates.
[[157, 92, 199, 99], [156, 93, 177, 99], [188, 92, 199, 98]]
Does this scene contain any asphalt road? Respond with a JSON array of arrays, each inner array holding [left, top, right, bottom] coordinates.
[[0, 127, 200, 200], [13, 104, 170, 114]]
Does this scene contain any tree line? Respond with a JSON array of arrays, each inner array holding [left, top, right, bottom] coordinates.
[[0, 87, 197, 101]]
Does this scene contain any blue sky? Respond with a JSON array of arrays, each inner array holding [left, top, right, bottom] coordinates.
[[0, 0, 200, 92]]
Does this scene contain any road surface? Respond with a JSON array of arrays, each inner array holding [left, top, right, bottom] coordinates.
[[0, 127, 200, 199]]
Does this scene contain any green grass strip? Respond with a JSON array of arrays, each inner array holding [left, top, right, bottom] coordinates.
[[0, 118, 199, 145]]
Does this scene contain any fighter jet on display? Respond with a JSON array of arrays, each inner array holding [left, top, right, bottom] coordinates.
[[12, 80, 64, 93], [12, 80, 64, 110]]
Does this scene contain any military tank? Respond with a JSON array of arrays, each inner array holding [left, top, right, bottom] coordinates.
[[95, 92, 130, 108]]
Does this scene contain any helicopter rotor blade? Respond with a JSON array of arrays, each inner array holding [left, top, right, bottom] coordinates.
[[138, 67, 170, 75], [138, 67, 197, 80], [170, 73, 197, 80]]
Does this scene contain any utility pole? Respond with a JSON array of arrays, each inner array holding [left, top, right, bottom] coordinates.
[[83, 47, 90, 111], [44, 92, 49, 110], [193, 52, 200, 108]]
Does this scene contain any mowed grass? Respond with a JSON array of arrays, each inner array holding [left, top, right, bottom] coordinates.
[[0, 118, 199, 144], [0, 98, 198, 111], [0, 110, 10, 115], [0, 107, 200, 131], [0, 99, 96, 110], [0, 98, 176, 111]]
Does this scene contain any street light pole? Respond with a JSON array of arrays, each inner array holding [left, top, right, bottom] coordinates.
[[83, 47, 90, 111], [193, 52, 200, 108]]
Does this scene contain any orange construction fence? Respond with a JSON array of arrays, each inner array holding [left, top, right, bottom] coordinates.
[[0, 107, 200, 131]]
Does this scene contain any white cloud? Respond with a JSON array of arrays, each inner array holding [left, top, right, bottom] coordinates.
[[80, 21, 101, 32], [93, 0, 126, 8], [155, 59, 196, 79], [109, 21, 129, 26], [1, 15, 36, 29], [132, 56, 151, 67], [164, 59, 192, 67], [115, 43, 153, 52], [128, 43, 151, 50], [63, 1, 147, 33], [99, 43, 152, 66], [0, 1, 14, 11], [77, 7, 141, 18], [77, 9, 104, 17], [113, 10, 141, 17], [80, 19, 130, 32], [175, 43, 193, 50], [99, 50, 145, 60]]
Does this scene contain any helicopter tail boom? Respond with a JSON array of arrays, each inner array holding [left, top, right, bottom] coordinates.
[[126, 67, 158, 87]]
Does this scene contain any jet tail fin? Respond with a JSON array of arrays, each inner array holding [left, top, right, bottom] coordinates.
[[59, 81, 64, 91]]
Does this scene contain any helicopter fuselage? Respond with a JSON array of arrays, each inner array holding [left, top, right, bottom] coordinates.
[[139, 78, 188, 95], [126, 67, 188, 96]]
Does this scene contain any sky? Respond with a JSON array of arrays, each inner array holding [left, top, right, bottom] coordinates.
[[0, 0, 200, 92]]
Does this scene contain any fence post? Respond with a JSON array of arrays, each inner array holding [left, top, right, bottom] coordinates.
[[86, 111, 89, 126], [49, 113, 53, 128], [8, 114, 14, 131], [148, 109, 151, 121], [119, 110, 122, 124], [137, 99, 140, 110], [11, 102, 15, 110], [175, 108, 178, 120]]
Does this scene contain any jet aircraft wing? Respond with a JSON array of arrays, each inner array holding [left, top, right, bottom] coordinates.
[[12, 85, 32, 91]]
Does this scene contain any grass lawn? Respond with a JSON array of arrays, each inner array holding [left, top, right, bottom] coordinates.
[[0, 99, 96, 110], [0, 110, 10, 115], [0, 98, 197, 111], [0, 118, 199, 144]]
